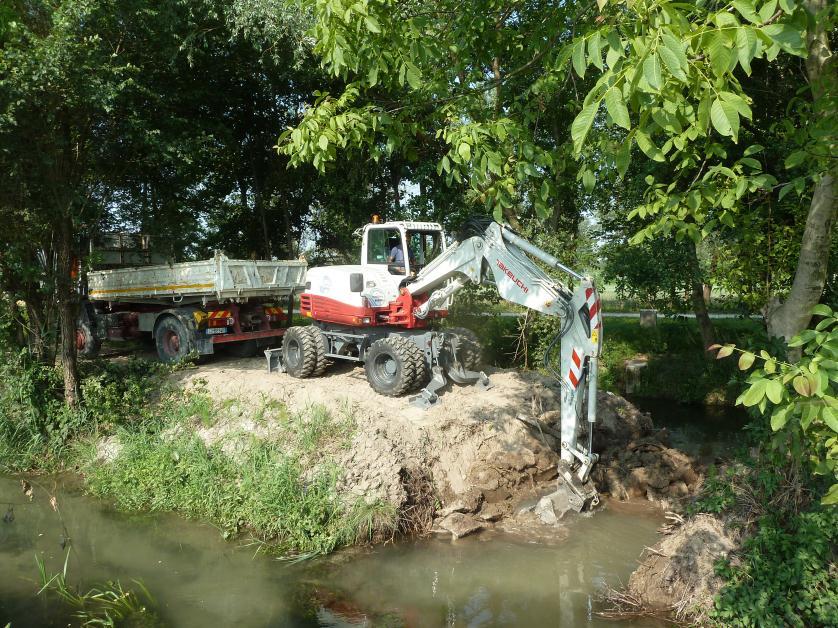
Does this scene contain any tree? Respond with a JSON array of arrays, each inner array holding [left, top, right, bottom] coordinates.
[[278, 0, 835, 345]]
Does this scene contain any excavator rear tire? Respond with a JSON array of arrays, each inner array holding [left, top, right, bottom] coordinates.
[[445, 327, 483, 371], [283, 326, 318, 378], [307, 326, 331, 376], [364, 336, 419, 396]]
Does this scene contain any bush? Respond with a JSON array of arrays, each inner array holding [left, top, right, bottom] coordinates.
[[0, 352, 164, 471], [711, 507, 837, 627]]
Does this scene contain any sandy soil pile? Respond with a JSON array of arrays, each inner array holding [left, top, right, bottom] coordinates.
[[617, 513, 738, 621], [169, 356, 701, 537]]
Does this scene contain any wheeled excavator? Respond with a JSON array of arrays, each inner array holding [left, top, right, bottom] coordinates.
[[280, 217, 602, 509]]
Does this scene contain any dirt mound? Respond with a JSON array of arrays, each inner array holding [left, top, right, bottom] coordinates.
[[615, 514, 738, 621], [581, 392, 702, 509], [172, 358, 562, 535], [169, 357, 701, 536]]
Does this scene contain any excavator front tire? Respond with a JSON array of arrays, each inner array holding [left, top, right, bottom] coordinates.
[[364, 336, 423, 396], [307, 326, 331, 376], [283, 326, 319, 378]]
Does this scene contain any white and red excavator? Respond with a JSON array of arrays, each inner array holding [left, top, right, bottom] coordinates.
[[278, 217, 603, 509]]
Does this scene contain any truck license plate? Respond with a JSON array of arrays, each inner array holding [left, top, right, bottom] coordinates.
[[206, 327, 228, 335]]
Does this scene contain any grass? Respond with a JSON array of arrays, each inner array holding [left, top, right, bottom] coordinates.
[[81, 395, 391, 557], [36, 551, 161, 627]]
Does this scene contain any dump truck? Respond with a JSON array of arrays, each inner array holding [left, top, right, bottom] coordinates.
[[77, 235, 306, 362]]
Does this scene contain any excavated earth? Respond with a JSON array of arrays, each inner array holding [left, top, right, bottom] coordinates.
[[164, 355, 704, 539]]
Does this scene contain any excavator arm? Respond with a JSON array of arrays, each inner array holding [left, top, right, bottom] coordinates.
[[406, 221, 602, 504]]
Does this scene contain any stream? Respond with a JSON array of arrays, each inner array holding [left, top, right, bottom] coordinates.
[[1, 402, 740, 627]]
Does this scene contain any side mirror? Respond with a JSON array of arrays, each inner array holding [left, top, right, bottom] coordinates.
[[349, 273, 364, 293]]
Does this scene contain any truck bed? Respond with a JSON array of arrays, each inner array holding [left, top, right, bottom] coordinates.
[[87, 253, 306, 303]]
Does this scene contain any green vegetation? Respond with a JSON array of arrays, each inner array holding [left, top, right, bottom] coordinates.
[[692, 452, 837, 627], [37, 551, 161, 627], [712, 305, 838, 504], [450, 304, 766, 404], [0, 353, 165, 472], [0, 350, 394, 557], [81, 400, 387, 557]]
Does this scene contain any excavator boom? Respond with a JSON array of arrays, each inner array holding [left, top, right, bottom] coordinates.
[[405, 221, 602, 501]]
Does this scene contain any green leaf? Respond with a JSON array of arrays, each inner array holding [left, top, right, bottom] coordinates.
[[318, 134, 329, 150], [457, 142, 471, 162], [582, 168, 596, 193], [658, 44, 687, 83], [604, 87, 630, 130], [717, 344, 735, 359], [792, 375, 811, 397], [770, 405, 791, 431], [643, 53, 663, 90], [615, 137, 631, 178], [741, 379, 767, 406], [738, 352, 755, 370], [765, 359, 777, 374], [811, 304, 832, 316], [735, 27, 758, 75], [823, 407, 838, 433], [572, 38, 586, 78], [761, 23, 805, 56], [710, 98, 740, 141], [589, 32, 603, 70], [661, 31, 689, 72], [708, 32, 733, 77], [363, 15, 381, 33], [732, 0, 761, 24], [635, 130, 665, 162], [766, 379, 784, 404], [571, 100, 599, 154], [822, 483, 838, 505], [720, 91, 752, 119], [405, 62, 421, 90]]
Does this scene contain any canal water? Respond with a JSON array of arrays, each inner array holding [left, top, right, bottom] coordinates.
[[0, 475, 666, 627]]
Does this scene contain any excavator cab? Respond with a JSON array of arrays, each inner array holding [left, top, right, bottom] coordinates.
[[360, 221, 446, 278]]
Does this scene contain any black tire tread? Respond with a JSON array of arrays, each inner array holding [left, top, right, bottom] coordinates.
[[406, 340, 430, 391], [365, 335, 417, 397], [446, 327, 483, 370], [306, 326, 331, 377], [283, 326, 318, 378]]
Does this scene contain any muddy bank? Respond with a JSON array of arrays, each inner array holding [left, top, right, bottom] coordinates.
[[160, 357, 702, 538]]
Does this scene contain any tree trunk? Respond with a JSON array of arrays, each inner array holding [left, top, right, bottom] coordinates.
[[767, 0, 836, 341], [688, 242, 716, 353], [56, 214, 79, 406]]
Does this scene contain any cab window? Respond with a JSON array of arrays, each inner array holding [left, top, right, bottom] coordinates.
[[366, 228, 406, 274], [407, 231, 443, 272]]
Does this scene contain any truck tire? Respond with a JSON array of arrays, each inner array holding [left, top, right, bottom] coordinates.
[[306, 326, 331, 377], [446, 327, 482, 371], [76, 321, 101, 358], [154, 316, 196, 363], [283, 326, 318, 378], [364, 336, 419, 397]]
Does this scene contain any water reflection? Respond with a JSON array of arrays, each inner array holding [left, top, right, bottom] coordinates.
[[1, 476, 664, 627]]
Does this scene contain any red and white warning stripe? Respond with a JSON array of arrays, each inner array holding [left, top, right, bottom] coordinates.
[[585, 288, 601, 330], [567, 347, 583, 389]]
